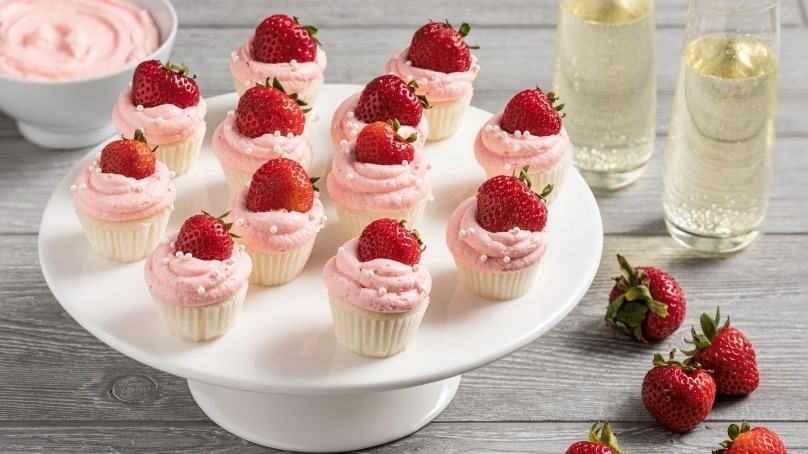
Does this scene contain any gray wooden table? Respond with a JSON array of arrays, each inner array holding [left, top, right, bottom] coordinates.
[[2, 1, 807, 452]]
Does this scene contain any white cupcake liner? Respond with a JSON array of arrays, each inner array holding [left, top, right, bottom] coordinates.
[[423, 90, 473, 142], [454, 260, 540, 300], [154, 122, 207, 176], [245, 238, 317, 286], [328, 293, 429, 357], [153, 283, 248, 342], [485, 149, 572, 204], [333, 193, 429, 239], [75, 208, 171, 263], [219, 144, 313, 194]]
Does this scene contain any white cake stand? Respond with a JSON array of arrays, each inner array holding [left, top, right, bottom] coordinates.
[[39, 85, 603, 452]]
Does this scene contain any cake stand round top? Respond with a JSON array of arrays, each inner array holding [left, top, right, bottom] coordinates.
[[39, 85, 603, 396]]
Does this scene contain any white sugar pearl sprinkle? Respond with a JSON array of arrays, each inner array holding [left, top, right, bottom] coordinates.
[[213, 269, 221, 277], [270, 225, 278, 234], [523, 131, 531, 137], [309, 213, 317, 221], [197, 286, 205, 295], [274, 130, 281, 137], [349, 129, 358, 137], [161, 237, 170, 245], [135, 185, 144, 193], [245, 147, 253, 155], [378, 287, 387, 296], [394, 196, 402, 205], [236, 218, 245, 226], [225, 124, 233, 132], [338, 247, 345, 254], [79, 183, 87, 190], [136, 105, 144, 111], [169, 171, 176, 178], [402, 160, 409, 166], [70, 184, 77, 192], [227, 258, 235, 265], [458, 229, 467, 238], [162, 258, 169, 265], [339, 139, 348, 147], [363, 269, 373, 277], [156, 116, 164, 124], [480, 254, 488, 262], [170, 241, 176, 248], [504, 256, 511, 263], [94, 168, 102, 173], [175, 251, 183, 258], [239, 244, 246, 251], [412, 264, 420, 272], [346, 173, 354, 181], [168, 204, 175, 212], [514, 130, 522, 137], [485, 124, 493, 132], [227, 110, 235, 117], [504, 163, 512, 171], [467, 227, 475, 235], [347, 111, 355, 118], [513, 145, 521, 152], [287, 132, 294, 139]]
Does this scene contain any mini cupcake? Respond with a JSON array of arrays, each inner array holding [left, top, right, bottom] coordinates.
[[327, 120, 432, 239], [144, 212, 253, 342], [385, 20, 479, 141], [474, 87, 572, 204], [72, 130, 175, 262], [212, 78, 312, 193], [446, 169, 550, 300], [112, 60, 207, 176], [229, 14, 326, 108], [323, 218, 431, 357], [231, 158, 326, 286], [330, 74, 429, 151]]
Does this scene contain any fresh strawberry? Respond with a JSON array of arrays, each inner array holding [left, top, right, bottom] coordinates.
[[236, 77, 307, 138], [355, 119, 417, 165], [246, 158, 317, 213], [565, 422, 622, 454], [683, 308, 760, 395], [714, 422, 787, 454], [605, 255, 686, 342], [99, 129, 156, 179], [251, 14, 319, 64], [354, 74, 430, 127], [500, 87, 565, 136], [357, 219, 424, 266], [475, 166, 551, 233], [131, 60, 200, 109], [175, 211, 236, 261], [409, 20, 476, 73], [641, 350, 716, 433]]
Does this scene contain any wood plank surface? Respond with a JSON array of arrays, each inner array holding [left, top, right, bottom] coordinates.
[[1, 0, 806, 452]]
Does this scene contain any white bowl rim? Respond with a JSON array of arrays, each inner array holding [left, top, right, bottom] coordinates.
[[0, 0, 178, 86]]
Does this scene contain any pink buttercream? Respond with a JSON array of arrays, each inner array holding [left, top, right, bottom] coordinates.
[[144, 233, 252, 307], [72, 160, 175, 222], [384, 46, 479, 103], [230, 187, 325, 253], [326, 141, 431, 212], [229, 38, 326, 94], [322, 238, 431, 313], [474, 112, 571, 176], [446, 197, 548, 273], [112, 87, 207, 145], [329, 92, 429, 150], [0, 0, 159, 80], [211, 114, 311, 173]]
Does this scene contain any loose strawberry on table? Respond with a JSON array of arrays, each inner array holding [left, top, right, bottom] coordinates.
[[354, 119, 417, 166], [175, 211, 236, 261], [358, 219, 425, 266], [409, 20, 476, 73], [355, 74, 430, 127], [132, 60, 200, 109], [684, 307, 760, 395], [605, 254, 686, 342], [565, 422, 622, 454], [476, 166, 551, 233], [237, 77, 307, 138], [252, 14, 320, 64], [714, 422, 787, 454], [246, 158, 318, 213], [641, 349, 716, 433], [99, 129, 156, 180], [500, 87, 565, 137]]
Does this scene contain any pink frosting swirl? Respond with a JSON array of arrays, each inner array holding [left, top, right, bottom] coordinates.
[[0, 0, 159, 80], [229, 38, 326, 94], [230, 186, 326, 253], [322, 238, 431, 313], [211, 114, 311, 174], [72, 160, 175, 221], [326, 141, 431, 212], [446, 197, 548, 273], [329, 92, 429, 150], [383, 46, 479, 102], [144, 233, 253, 307], [474, 112, 572, 175], [112, 87, 208, 145]]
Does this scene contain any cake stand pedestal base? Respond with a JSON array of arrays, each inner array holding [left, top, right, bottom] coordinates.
[[187, 375, 462, 452]]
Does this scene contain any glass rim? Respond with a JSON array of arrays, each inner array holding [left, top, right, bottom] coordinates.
[[694, 0, 779, 15]]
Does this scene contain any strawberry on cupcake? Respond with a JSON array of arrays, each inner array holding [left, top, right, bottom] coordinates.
[[229, 14, 326, 108], [322, 218, 431, 357], [330, 74, 430, 151], [112, 60, 207, 176], [72, 130, 175, 262], [445, 167, 551, 300], [474, 87, 572, 203], [385, 20, 479, 141], [212, 78, 312, 194], [230, 158, 325, 286]]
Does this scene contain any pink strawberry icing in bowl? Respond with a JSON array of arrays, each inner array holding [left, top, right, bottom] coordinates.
[[0, 0, 177, 149], [322, 238, 431, 313], [384, 46, 479, 103]]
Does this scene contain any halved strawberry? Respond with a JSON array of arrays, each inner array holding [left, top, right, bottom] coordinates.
[[358, 219, 425, 266], [409, 20, 476, 73], [236, 77, 307, 138], [132, 60, 200, 109], [475, 166, 551, 233], [175, 211, 236, 261], [354, 74, 430, 127], [245, 158, 317, 213], [252, 14, 320, 64], [355, 119, 417, 165], [500, 87, 565, 136], [99, 129, 156, 180]]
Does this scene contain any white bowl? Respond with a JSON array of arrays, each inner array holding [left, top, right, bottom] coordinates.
[[0, 0, 178, 149]]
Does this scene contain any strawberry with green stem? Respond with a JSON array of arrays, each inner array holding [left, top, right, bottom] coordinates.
[[358, 219, 425, 266], [237, 77, 308, 138], [409, 20, 478, 73], [132, 60, 200, 109], [175, 211, 238, 261], [713, 422, 787, 454], [500, 87, 565, 137], [355, 119, 417, 166], [476, 165, 552, 233], [99, 129, 156, 180], [565, 422, 623, 454]]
